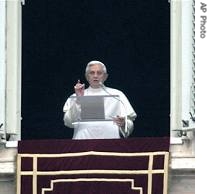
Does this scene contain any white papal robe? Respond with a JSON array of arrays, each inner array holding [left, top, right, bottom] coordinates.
[[63, 86, 137, 139]]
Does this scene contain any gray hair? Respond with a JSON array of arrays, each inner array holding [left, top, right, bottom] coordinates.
[[85, 60, 107, 75]]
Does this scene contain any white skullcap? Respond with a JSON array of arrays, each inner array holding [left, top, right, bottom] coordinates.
[[85, 60, 107, 74]]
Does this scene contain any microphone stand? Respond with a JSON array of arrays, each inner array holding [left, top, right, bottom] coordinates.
[[99, 82, 128, 138]]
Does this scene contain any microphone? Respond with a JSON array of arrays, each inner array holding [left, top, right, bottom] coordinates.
[[99, 82, 128, 137], [99, 81, 105, 87]]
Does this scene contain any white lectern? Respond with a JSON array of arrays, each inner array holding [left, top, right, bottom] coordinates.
[[69, 95, 123, 139], [70, 95, 121, 122]]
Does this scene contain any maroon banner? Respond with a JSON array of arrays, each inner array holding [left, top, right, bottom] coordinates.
[[17, 137, 170, 194]]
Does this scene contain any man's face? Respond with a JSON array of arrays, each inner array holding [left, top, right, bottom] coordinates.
[[86, 64, 107, 88]]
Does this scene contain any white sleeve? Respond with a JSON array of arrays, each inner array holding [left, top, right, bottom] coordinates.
[[63, 97, 81, 128], [118, 91, 137, 137], [119, 117, 135, 138]]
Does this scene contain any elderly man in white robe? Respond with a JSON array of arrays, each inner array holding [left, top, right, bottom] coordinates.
[[63, 60, 137, 139]]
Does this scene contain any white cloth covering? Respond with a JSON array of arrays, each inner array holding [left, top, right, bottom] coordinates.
[[63, 86, 137, 139]]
